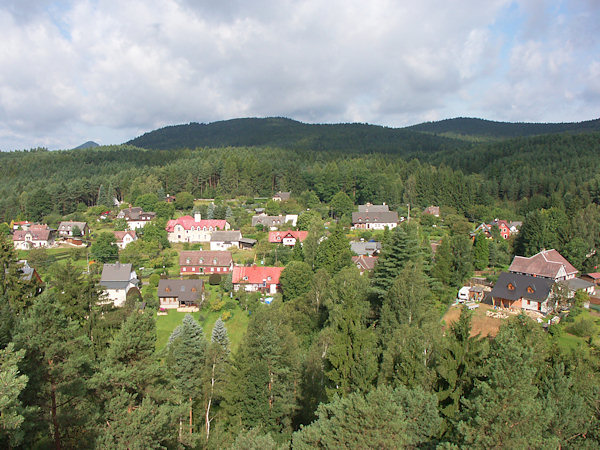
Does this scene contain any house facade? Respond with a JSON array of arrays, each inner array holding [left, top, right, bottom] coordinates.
[[57, 221, 89, 237], [509, 249, 578, 282], [113, 230, 137, 249], [158, 279, 204, 310], [166, 213, 230, 243], [179, 250, 233, 275], [352, 204, 398, 230], [12, 225, 54, 250], [117, 207, 156, 229], [490, 272, 555, 313], [268, 230, 308, 246], [232, 266, 284, 294], [251, 214, 298, 230], [210, 231, 242, 251], [99, 262, 139, 307]]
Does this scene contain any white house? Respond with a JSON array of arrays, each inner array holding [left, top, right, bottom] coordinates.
[[113, 230, 137, 249], [99, 262, 139, 307], [166, 213, 230, 243], [210, 231, 243, 251]]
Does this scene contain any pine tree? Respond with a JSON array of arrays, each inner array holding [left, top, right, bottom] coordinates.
[[206, 203, 215, 220], [432, 237, 453, 285], [0, 343, 28, 448], [314, 224, 352, 275], [204, 318, 230, 441]]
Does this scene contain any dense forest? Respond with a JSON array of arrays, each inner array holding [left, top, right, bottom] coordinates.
[[1, 118, 600, 448]]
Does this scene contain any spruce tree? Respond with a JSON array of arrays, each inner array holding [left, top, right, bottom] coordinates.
[[205, 318, 230, 441], [0, 343, 28, 448]]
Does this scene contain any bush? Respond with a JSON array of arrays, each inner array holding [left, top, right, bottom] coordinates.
[[224, 300, 237, 311], [567, 319, 596, 338], [210, 298, 225, 312], [209, 273, 222, 285], [222, 311, 232, 321], [149, 273, 160, 287]]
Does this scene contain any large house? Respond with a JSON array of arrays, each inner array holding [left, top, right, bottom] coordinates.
[[117, 207, 156, 229], [268, 230, 308, 246], [352, 204, 398, 230], [99, 262, 139, 307], [113, 230, 137, 249], [210, 231, 243, 251], [509, 249, 578, 282], [57, 221, 89, 237], [490, 272, 555, 313], [12, 225, 54, 250], [232, 266, 284, 294], [251, 214, 298, 230], [158, 279, 204, 310], [166, 213, 230, 243], [179, 250, 233, 275]]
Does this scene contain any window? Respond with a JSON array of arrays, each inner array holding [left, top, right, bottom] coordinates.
[[165, 287, 171, 293], [527, 286, 535, 293], [186, 258, 190, 264], [508, 283, 515, 290], [243, 276, 248, 281], [199, 258, 204, 264], [192, 287, 197, 292], [182, 267, 187, 272], [267, 276, 271, 281]]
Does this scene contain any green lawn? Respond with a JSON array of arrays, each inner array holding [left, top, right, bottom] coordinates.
[[156, 305, 250, 352]]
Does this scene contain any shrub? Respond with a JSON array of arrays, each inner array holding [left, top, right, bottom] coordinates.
[[224, 300, 237, 311], [209, 273, 222, 285], [567, 318, 596, 337], [210, 298, 225, 312], [222, 311, 232, 321], [149, 273, 160, 287]]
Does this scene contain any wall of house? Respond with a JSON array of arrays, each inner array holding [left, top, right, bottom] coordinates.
[[160, 297, 179, 309]]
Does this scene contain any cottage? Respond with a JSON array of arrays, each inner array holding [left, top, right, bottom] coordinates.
[[113, 230, 137, 249], [252, 214, 298, 230], [490, 272, 554, 313], [350, 241, 381, 256], [509, 249, 578, 282], [352, 255, 378, 274], [166, 213, 230, 243], [232, 266, 284, 294], [117, 207, 156, 229], [158, 279, 204, 310], [422, 206, 440, 217], [12, 225, 54, 250], [57, 221, 89, 237], [352, 204, 398, 230], [179, 250, 233, 275], [210, 231, 243, 251], [272, 191, 291, 202], [269, 230, 308, 246], [99, 262, 139, 307]]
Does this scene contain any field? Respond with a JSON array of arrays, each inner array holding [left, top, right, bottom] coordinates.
[[156, 305, 250, 352], [442, 303, 505, 338]]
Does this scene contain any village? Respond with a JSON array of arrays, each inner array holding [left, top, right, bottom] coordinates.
[[6, 190, 600, 350]]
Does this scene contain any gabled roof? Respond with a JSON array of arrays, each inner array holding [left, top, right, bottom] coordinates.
[[351, 211, 399, 224], [491, 272, 553, 302], [423, 206, 440, 216], [350, 241, 381, 256], [165, 216, 228, 232], [12, 228, 52, 241], [268, 230, 308, 243], [100, 262, 135, 282], [358, 204, 389, 213], [352, 255, 378, 271], [119, 207, 156, 221], [58, 221, 87, 231], [251, 214, 297, 227], [273, 191, 291, 200], [157, 279, 204, 303], [113, 230, 137, 242], [509, 249, 578, 279], [585, 273, 600, 280], [210, 231, 242, 242], [232, 266, 284, 285], [179, 250, 233, 267], [563, 278, 594, 292]]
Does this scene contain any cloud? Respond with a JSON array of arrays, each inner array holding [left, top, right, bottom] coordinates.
[[0, 0, 598, 150]]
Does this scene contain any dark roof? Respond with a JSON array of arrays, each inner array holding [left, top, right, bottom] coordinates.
[[490, 272, 553, 302], [119, 207, 156, 221], [273, 191, 291, 200], [563, 278, 595, 292], [100, 262, 134, 282], [179, 251, 232, 267], [58, 221, 87, 231], [158, 279, 204, 303], [251, 214, 291, 227], [350, 241, 381, 255], [210, 231, 242, 242], [358, 204, 389, 213], [239, 237, 257, 245], [352, 211, 399, 224]]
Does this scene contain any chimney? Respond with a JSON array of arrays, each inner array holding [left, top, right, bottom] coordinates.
[[194, 212, 201, 222]]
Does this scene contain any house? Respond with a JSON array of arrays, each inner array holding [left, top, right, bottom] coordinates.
[[57, 221, 89, 237], [158, 279, 204, 310], [12, 225, 54, 250], [352, 204, 398, 230], [17, 260, 43, 285], [12, 221, 32, 231], [179, 250, 233, 275], [582, 273, 600, 288], [210, 231, 243, 251], [352, 255, 378, 274], [509, 249, 578, 282], [350, 240, 381, 256], [166, 213, 230, 243], [232, 266, 284, 294], [471, 219, 517, 240], [252, 214, 298, 230], [562, 278, 596, 297], [508, 221, 522, 234], [272, 191, 291, 202], [117, 207, 156, 229], [113, 230, 137, 249], [269, 230, 308, 246], [422, 206, 440, 217], [490, 272, 555, 313], [99, 262, 139, 307]]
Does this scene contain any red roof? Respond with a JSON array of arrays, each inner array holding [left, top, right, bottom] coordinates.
[[509, 249, 578, 279], [113, 230, 136, 242], [13, 228, 52, 241], [586, 273, 600, 280], [165, 216, 228, 232], [268, 230, 309, 243], [232, 266, 284, 285]]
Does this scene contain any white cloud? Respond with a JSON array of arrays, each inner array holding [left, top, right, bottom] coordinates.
[[0, 0, 598, 150]]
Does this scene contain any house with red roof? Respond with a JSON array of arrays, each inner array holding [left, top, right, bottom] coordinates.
[[12, 225, 54, 250], [232, 266, 284, 294], [268, 230, 308, 247], [179, 251, 233, 275], [166, 213, 230, 243], [352, 255, 378, 274], [113, 230, 137, 249], [508, 249, 578, 282]]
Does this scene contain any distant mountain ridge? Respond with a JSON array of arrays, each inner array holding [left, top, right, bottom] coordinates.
[[73, 141, 100, 150], [125, 116, 600, 152]]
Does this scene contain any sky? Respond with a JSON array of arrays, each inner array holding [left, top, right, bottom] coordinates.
[[0, 0, 598, 150]]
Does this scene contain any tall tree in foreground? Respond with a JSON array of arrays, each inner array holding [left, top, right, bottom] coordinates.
[[0, 343, 28, 448], [204, 318, 230, 442]]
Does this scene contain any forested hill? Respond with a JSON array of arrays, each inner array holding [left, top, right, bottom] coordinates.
[[407, 117, 600, 140], [126, 117, 468, 154]]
